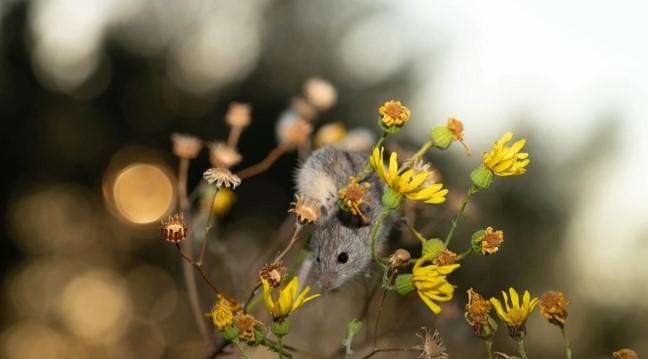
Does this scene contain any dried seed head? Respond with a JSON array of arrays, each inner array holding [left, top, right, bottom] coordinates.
[[203, 168, 241, 189], [161, 213, 187, 243], [540, 290, 569, 326], [291, 97, 318, 122], [225, 102, 251, 128], [303, 77, 337, 111], [415, 327, 448, 359], [434, 249, 458, 266], [388, 249, 411, 268], [208, 141, 243, 169], [276, 113, 313, 146], [446, 118, 471, 155], [236, 314, 258, 342], [260, 262, 287, 288], [170, 133, 202, 159], [289, 194, 321, 225], [411, 158, 441, 187], [465, 288, 492, 326], [613, 349, 638, 359]]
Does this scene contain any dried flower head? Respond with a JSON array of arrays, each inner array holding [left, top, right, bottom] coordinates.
[[276, 113, 313, 146], [289, 194, 321, 225], [208, 141, 242, 169], [260, 262, 287, 288], [465, 288, 492, 326], [434, 249, 458, 266], [388, 249, 411, 268], [225, 102, 251, 128], [208, 300, 234, 330], [203, 168, 241, 189], [161, 213, 187, 243], [379, 100, 411, 133], [415, 327, 448, 359], [236, 314, 259, 342], [540, 290, 569, 326], [314, 122, 346, 148], [613, 349, 639, 359], [171, 133, 203, 159], [291, 97, 318, 122], [472, 227, 504, 255], [411, 158, 440, 187], [217, 294, 243, 314], [304, 77, 337, 110], [338, 178, 371, 222]]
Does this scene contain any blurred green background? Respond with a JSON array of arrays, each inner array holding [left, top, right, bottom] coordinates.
[[1, 0, 647, 358]]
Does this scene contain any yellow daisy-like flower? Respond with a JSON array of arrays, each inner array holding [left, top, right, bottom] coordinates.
[[261, 276, 320, 320], [490, 288, 539, 338], [471, 132, 529, 188], [540, 290, 569, 326], [208, 300, 234, 330], [395, 253, 460, 314], [378, 100, 411, 133], [370, 147, 448, 206]]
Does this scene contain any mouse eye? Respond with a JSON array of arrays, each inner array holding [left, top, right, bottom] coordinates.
[[337, 252, 348, 264]]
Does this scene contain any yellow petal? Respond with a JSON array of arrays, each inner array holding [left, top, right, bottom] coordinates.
[[509, 288, 520, 310], [418, 291, 442, 314], [261, 278, 275, 314], [388, 152, 399, 182]]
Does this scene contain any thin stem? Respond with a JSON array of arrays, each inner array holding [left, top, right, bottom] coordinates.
[[275, 225, 303, 262], [197, 187, 220, 266], [398, 140, 433, 174], [370, 208, 391, 269], [175, 243, 222, 294], [516, 338, 529, 359], [357, 133, 386, 179], [561, 326, 572, 359], [236, 144, 289, 180], [227, 125, 243, 148], [233, 340, 252, 359], [444, 184, 478, 247], [457, 247, 473, 260], [277, 336, 285, 359], [402, 217, 427, 245], [360, 347, 419, 359], [483, 339, 494, 359], [373, 272, 395, 348], [177, 158, 209, 344]]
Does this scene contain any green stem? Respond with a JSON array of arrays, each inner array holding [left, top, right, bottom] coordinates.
[[370, 208, 391, 269], [457, 247, 472, 260], [561, 326, 572, 359], [398, 140, 433, 174], [403, 219, 427, 245], [233, 340, 252, 359], [444, 184, 478, 247], [516, 338, 529, 359], [277, 336, 285, 359], [483, 339, 494, 359]]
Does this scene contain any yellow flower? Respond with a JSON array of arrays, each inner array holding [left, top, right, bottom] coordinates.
[[370, 147, 448, 205], [208, 300, 234, 330], [490, 288, 539, 338], [211, 188, 236, 216], [540, 290, 568, 326], [261, 276, 320, 320], [338, 178, 371, 221], [471, 132, 529, 188], [471, 227, 504, 255], [378, 100, 411, 133], [395, 254, 460, 314]]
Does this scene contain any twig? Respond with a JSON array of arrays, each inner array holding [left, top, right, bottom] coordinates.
[[227, 125, 243, 148], [177, 158, 209, 344], [236, 144, 290, 180], [372, 272, 396, 349], [444, 184, 478, 247], [197, 187, 220, 266], [176, 243, 222, 294]]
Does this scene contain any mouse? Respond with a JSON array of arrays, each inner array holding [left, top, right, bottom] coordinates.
[[295, 146, 392, 290]]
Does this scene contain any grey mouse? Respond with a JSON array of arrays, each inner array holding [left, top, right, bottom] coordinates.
[[296, 146, 392, 289]]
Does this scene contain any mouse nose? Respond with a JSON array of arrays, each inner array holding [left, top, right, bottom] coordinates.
[[320, 272, 338, 289]]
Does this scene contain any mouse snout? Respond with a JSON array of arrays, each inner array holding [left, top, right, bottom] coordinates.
[[320, 272, 338, 289]]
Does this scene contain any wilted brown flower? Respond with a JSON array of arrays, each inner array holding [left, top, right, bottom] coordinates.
[[434, 249, 458, 266], [388, 249, 411, 268], [415, 327, 448, 359], [203, 168, 241, 189], [465, 288, 492, 326], [225, 102, 251, 128], [161, 213, 187, 243], [208, 142, 243, 169], [236, 314, 259, 342], [289, 194, 321, 225], [472, 226, 504, 255], [217, 294, 242, 314], [171, 133, 202, 159], [338, 178, 371, 221], [303, 77, 337, 111], [540, 290, 569, 326], [260, 262, 287, 288], [613, 349, 638, 359]]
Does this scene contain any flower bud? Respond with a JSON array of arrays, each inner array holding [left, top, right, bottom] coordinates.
[[422, 238, 445, 258], [382, 188, 403, 210], [223, 325, 239, 341], [430, 126, 454, 149], [271, 319, 291, 337], [471, 164, 494, 189], [395, 274, 415, 295]]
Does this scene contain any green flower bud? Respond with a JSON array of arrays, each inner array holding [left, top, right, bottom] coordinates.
[[430, 126, 454, 149], [271, 319, 290, 337], [382, 188, 403, 210], [223, 325, 239, 341], [422, 238, 445, 258], [471, 229, 486, 255], [395, 274, 415, 295], [470, 164, 494, 189]]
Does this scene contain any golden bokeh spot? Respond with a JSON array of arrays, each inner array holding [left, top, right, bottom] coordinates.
[[112, 163, 175, 224]]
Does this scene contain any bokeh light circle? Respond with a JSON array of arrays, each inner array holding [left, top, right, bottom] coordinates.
[[112, 163, 174, 224]]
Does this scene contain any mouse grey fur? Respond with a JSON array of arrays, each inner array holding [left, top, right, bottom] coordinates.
[[296, 146, 392, 289]]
